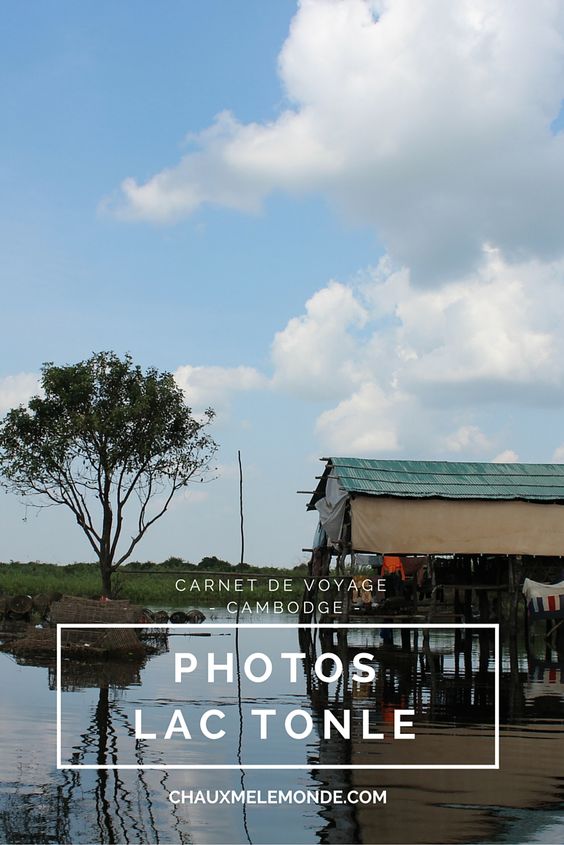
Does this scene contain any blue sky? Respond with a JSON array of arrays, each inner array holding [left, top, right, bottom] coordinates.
[[2, 0, 564, 566]]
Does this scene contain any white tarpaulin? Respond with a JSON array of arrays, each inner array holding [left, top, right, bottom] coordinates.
[[315, 470, 348, 545], [522, 578, 564, 603]]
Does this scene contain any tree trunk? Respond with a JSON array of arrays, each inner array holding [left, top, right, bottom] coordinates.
[[100, 560, 113, 598]]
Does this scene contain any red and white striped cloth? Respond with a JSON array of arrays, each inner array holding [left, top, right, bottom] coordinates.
[[523, 578, 564, 619]]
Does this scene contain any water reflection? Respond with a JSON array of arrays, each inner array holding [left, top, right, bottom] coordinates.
[[1, 621, 564, 844]]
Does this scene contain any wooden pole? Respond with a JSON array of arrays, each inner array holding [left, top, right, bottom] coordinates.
[[238, 449, 244, 568], [236, 450, 244, 626]]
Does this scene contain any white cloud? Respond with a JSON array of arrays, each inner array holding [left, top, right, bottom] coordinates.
[[552, 445, 564, 462], [174, 364, 268, 412], [444, 425, 492, 455], [272, 249, 564, 408], [104, 0, 564, 458], [183, 486, 210, 503], [271, 281, 367, 400], [385, 249, 564, 404], [492, 449, 519, 463], [110, 0, 564, 283], [315, 381, 403, 454], [271, 248, 564, 455], [0, 373, 40, 414]]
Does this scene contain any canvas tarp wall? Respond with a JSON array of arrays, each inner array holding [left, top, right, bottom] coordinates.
[[351, 495, 564, 555], [315, 469, 348, 544]]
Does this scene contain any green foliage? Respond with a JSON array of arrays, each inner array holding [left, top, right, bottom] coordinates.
[[0, 561, 102, 600], [0, 560, 304, 605], [198, 555, 232, 571], [160, 556, 196, 570], [0, 352, 218, 593]]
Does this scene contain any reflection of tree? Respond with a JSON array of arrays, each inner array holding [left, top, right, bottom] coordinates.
[[0, 776, 74, 844], [94, 685, 118, 842], [2, 654, 190, 845], [68, 683, 190, 844]]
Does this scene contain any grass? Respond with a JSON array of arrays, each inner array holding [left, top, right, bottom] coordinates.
[[0, 559, 308, 607]]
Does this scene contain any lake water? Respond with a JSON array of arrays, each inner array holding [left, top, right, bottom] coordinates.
[[1, 613, 564, 844]]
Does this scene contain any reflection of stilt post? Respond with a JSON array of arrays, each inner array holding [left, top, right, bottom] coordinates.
[[454, 624, 461, 677], [236, 450, 252, 845], [463, 560, 473, 679], [478, 589, 490, 674], [478, 629, 490, 674], [401, 628, 411, 652], [235, 623, 252, 845], [523, 594, 530, 659], [463, 631, 473, 680], [423, 630, 436, 719], [337, 626, 349, 703]]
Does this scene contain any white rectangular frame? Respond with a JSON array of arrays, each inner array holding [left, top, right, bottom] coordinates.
[[56, 622, 499, 771]]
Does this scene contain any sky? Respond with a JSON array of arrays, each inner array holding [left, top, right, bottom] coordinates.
[[2, 0, 564, 567]]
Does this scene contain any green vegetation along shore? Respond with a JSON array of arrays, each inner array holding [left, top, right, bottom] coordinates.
[[0, 557, 308, 607]]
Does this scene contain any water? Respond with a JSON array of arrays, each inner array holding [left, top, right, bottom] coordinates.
[[1, 614, 564, 844]]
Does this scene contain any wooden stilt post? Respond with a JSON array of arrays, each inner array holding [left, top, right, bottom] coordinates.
[[338, 548, 350, 623], [523, 593, 530, 658], [508, 556, 523, 706]]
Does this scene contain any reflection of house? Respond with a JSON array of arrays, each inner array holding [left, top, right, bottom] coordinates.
[[351, 724, 564, 845], [314, 640, 564, 844]]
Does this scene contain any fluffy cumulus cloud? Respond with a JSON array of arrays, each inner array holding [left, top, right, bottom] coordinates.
[[171, 234, 564, 459], [271, 281, 368, 400], [373, 250, 564, 405], [0, 373, 40, 414], [108, 0, 564, 458], [174, 364, 268, 413], [315, 382, 404, 454], [111, 0, 564, 284], [552, 445, 564, 462], [443, 425, 492, 455], [270, 249, 564, 455], [493, 450, 520, 463]]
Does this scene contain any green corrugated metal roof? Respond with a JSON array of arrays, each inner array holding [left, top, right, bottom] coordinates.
[[308, 458, 564, 508]]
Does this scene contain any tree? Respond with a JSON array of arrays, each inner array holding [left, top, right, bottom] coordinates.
[[0, 351, 217, 595], [197, 555, 231, 571]]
